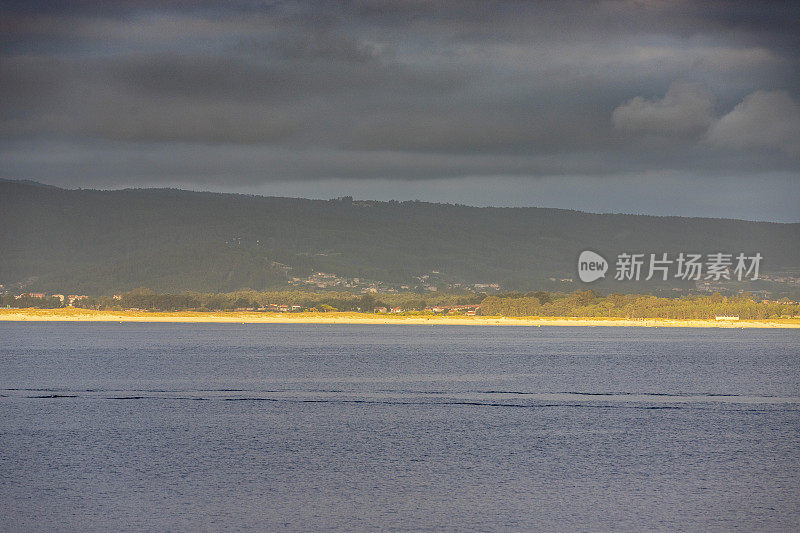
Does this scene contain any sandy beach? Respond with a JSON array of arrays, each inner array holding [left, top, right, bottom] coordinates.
[[1, 308, 798, 328]]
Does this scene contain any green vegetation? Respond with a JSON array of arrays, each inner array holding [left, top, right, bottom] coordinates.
[[68, 288, 483, 312], [4, 287, 797, 320], [480, 291, 800, 320], [0, 294, 64, 309]]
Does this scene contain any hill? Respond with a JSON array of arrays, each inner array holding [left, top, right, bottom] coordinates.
[[1, 179, 798, 295]]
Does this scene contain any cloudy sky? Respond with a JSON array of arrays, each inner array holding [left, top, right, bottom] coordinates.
[[1, 0, 799, 220]]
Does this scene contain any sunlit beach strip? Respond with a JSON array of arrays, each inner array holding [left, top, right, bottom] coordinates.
[[1, 308, 799, 328]]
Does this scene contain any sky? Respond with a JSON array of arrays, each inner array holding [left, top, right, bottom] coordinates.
[[1, 0, 799, 221]]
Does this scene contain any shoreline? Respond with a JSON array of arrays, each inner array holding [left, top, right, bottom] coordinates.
[[1, 308, 798, 328]]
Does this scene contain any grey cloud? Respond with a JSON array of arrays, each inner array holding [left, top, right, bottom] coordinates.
[[0, 49, 467, 144], [2, 138, 794, 187], [0, 0, 798, 220], [707, 90, 800, 156], [612, 82, 715, 135], [0, 140, 632, 183]]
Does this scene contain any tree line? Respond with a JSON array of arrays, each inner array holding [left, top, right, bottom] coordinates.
[[3, 288, 798, 319], [66, 288, 484, 312], [479, 290, 800, 319], [0, 294, 64, 309]]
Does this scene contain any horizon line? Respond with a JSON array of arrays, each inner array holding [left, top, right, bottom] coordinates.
[[3, 178, 796, 225]]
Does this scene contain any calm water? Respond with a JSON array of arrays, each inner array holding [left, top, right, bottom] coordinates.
[[1, 323, 798, 531]]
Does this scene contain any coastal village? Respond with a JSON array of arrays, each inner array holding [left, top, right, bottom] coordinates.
[[3, 267, 800, 313], [6, 293, 88, 306], [1, 288, 482, 315], [2, 267, 799, 315], [285, 269, 502, 295], [253, 303, 480, 315]]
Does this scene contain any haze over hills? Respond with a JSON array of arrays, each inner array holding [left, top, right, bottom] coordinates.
[[1, 179, 798, 295]]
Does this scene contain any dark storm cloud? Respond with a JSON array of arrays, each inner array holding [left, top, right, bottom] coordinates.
[[0, 0, 798, 219]]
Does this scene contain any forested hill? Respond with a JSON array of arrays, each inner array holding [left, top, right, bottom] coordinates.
[[1, 179, 798, 294]]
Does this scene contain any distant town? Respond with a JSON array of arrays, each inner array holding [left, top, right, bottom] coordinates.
[[285, 269, 501, 294], [3, 265, 800, 312], [3, 284, 799, 321]]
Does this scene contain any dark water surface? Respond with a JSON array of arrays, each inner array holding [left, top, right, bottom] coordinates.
[[1, 323, 798, 531]]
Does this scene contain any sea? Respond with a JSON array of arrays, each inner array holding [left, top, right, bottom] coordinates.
[[1, 323, 798, 531]]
